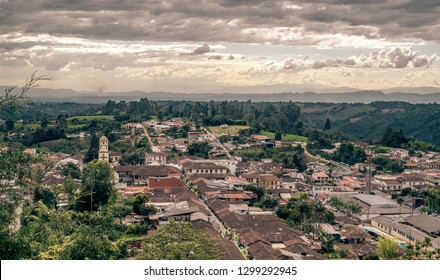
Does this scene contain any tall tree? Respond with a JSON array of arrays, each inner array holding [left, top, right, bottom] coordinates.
[[74, 160, 114, 212], [84, 133, 99, 163], [140, 221, 223, 260], [324, 118, 331, 130]]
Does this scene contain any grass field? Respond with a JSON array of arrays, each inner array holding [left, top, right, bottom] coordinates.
[[15, 123, 40, 130], [209, 125, 249, 136], [67, 115, 114, 121], [260, 131, 308, 142]]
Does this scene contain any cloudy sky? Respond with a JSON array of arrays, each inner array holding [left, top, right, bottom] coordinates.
[[1, 0, 439, 93]]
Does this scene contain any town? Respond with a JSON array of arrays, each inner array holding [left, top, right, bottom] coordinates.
[[1, 98, 439, 260]]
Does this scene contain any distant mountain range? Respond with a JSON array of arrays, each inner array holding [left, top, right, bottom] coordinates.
[[1, 86, 440, 104]]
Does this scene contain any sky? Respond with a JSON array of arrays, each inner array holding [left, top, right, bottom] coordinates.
[[0, 0, 439, 94]]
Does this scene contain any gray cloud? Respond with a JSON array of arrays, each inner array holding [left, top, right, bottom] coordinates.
[[310, 48, 437, 69], [0, 0, 439, 44], [193, 43, 211, 55]]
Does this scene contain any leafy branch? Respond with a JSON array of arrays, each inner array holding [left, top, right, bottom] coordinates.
[[1, 70, 54, 111]]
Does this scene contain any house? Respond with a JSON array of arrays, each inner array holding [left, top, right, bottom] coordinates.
[[183, 161, 230, 176], [251, 135, 270, 143], [115, 165, 182, 185], [390, 149, 409, 159], [149, 205, 207, 224], [339, 176, 366, 191], [399, 174, 427, 189], [312, 172, 330, 184], [256, 162, 283, 173], [312, 185, 334, 197], [341, 194, 412, 220], [148, 177, 185, 189], [23, 148, 37, 156], [241, 173, 282, 189], [109, 151, 122, 163], [145, 152, 167, 165], [372, 216, 440, 249], [216, 191, 255, 204], [207, 198, 323, 260]]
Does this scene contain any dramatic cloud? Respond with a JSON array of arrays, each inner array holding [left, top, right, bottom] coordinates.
[[0, 0, 439, 44], [310, 48, 437, 69], [0, 0, 439, 93], [192, 44, 211, 55]]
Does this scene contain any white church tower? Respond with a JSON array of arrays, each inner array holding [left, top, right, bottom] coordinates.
[[98, 135, 109, 163]]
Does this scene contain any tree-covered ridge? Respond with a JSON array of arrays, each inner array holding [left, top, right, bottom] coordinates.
[[300, 101, 440, 147]]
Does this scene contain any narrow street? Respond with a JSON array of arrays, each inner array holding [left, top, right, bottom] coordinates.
[[142, 122, 161, 153], [202, 127, 233, 160]]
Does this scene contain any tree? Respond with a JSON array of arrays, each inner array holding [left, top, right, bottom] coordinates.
[[324, 118, 331, 130], [40, 117, 49, 128], [84, 133, 99, 163], [186, 142, 211, 159], [58, 228, 120, 260], [376, 237, 401, 260], [0, 151, 33, 227], [132, 193, 155, 215], [62, 162, 81, 179], [33, 186, 57, 209], [0, 71, 53, 111], [274, 132, 282, 140], [74, 160, 114, 212], [5, 119, 14, 131], [140, 221, 223, 260]]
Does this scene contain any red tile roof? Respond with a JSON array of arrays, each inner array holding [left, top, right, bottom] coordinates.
[[148, 177, 185, 189]]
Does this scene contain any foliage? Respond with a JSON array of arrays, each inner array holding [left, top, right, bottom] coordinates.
[[0, 71, 53, 111], [74, 160, 114, 212], [327, 197, 362, 217], [324, 118, 331, 130], [372, 156, 404, 173], [332, 143, 366, 165], [33, 186, 57, 209], [0, 151, 34, 227], [381, 126, 407, 148], [119, 150, 146, 165], [186, 142, 211, 159], [84, 133, 99, 163], [131, 193, 156, 215], [62, 162, 81, 179], [277, 194, 335, 233], [57, 228, 120, 260], [140, 221, 223, 260], [403, 237, 440, 260], [376, 237, 401, 260]]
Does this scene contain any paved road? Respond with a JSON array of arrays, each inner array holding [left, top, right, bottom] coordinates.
[[142, 122, 161, 153], [301, 143, 354, 173], [202, 127, 233, 160]]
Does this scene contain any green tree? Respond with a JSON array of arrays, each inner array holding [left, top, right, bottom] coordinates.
[[186, 142, 211, 159], [324, 118, 331, 130], [140, 221, 223, 260], [0, 151, 34, 227], [62, 162, 81, 179], [84, 133, 99, 163], [376, 237, 401, 260], [74, 160, 114, 212], [58, 228, 120, 260], [33, 186, 57, 209], [5, 119, 14, 131]]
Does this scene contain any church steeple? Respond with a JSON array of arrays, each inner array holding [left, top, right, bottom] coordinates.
[[98, 135, 109, 162]]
